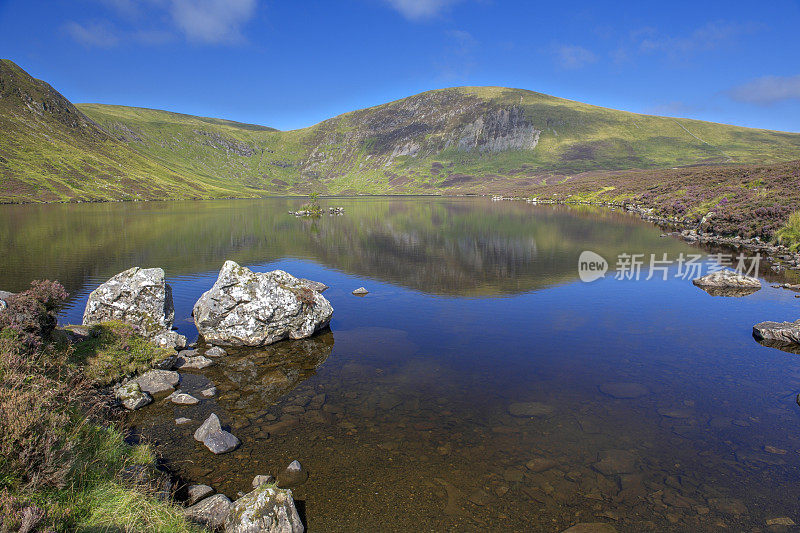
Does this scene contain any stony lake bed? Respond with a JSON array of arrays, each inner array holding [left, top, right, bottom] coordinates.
[[2, 197, 800, 531]]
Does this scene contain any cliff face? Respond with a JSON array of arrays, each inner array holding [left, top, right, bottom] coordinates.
[[302, 90, 542, 175]]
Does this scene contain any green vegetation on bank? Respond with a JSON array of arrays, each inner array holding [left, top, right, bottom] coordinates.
[[0, 282, 197, 531], [3, 58, 800, 203], [777, 212, 800, 251]]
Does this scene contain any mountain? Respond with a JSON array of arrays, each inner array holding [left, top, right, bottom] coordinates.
[[2, 59, 800, 202]]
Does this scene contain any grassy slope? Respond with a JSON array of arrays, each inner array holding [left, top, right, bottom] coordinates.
[[512, 160, 800, 240], [3, 57, 800, 202], [78, 86, 800, 197], [0, 59, 266, 202]]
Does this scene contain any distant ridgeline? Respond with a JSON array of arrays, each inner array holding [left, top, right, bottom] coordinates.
[[1, 58, 800, 202]]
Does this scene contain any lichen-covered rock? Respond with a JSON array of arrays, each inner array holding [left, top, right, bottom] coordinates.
[[352, 287, 368, 296], [187, 484, 215, 506], [225, 484, 304, 533], [298, 279, 328, 293], [753, 319, 800, 345], [133, 369, 180, 395], [169, 392, 199, 405], [692, 270, 761, 291], [116, 382, 152, 410], [0, 290, 13, 311], [175, 355, 214, 370], [194, 414, 240, 454], [185, 494, 232, 530], [205, 346, 227, 357], [83, 267, 175, 336], [152, 329, 188, 351], [193, 261, 333, 347]]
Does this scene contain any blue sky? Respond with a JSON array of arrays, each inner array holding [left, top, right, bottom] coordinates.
[[1, 0, 799, 132]]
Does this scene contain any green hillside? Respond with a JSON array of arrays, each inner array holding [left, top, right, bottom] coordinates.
[[2, 58, 800, 202]]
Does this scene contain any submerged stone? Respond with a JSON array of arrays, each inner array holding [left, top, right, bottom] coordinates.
[[277, 460, 308, 488], [593, 450, 637, 476], [507, 402, 555, 417], [598, 382, 648, 399], [561, 523, 618, 533], [194, 414, 240, 454]]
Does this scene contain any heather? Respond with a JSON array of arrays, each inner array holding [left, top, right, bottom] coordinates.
[[0, 281, 197, 531]]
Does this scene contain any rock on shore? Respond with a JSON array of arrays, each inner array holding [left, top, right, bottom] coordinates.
[[193, 261, 333, 347], [82, 267, 184, 343], [225, 483, 304, 533]]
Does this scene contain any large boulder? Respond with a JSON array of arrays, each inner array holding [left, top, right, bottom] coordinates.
[[692, 270, 761, 297], [83, 267, 175, 337], [753, 319, 800, 345], [193, 261, 333, 347], [225, 483, 304, 533]]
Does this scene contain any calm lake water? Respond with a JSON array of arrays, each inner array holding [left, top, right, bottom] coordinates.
[[2, 197, 800, 532]]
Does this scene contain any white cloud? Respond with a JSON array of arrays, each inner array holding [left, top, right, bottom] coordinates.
[[729, 75, 800, 105], [169, 0, 257, 44], [384, 0, 460, 20], [64, 20, 120, 48], [638, 21, 759, 56], [64, 0, 258, 47], [554, 45, 596, 70]]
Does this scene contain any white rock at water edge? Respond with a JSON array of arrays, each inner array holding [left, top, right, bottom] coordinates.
[[82, 267, 175, 337], [225, 483, 304, 533], [193, 261, 333, 347]]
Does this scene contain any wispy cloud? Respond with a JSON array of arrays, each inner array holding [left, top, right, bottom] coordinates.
[[64, 0, 259, 47], [170, 0, 257, 44], [728, 75, 800, 105], [554, 45, 596, 70], [639, 21, 758, 55], [436, 29, 476, 80], [612, 20, 761, 63], [64, 20, 120, 48], [384, 0, 461, 20]]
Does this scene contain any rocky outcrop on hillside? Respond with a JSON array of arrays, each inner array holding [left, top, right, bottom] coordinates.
[[302, 90, 541, 175]]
